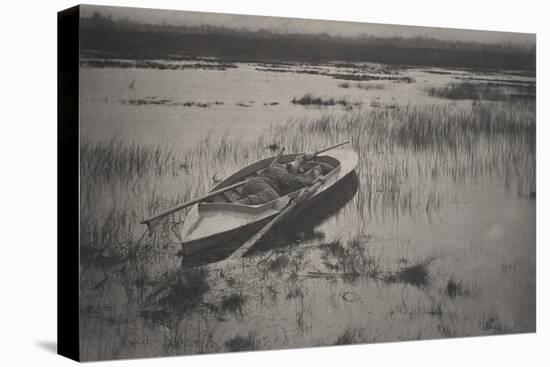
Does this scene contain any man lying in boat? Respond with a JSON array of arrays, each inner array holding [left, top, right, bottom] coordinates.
[[235, 154, 334, 205]]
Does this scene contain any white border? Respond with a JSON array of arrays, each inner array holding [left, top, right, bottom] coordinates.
[[0, 0, 546, 366]]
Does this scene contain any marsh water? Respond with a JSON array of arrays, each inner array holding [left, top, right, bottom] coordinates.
[[79, 59, 535, 360], [80, 60, 533, 146]]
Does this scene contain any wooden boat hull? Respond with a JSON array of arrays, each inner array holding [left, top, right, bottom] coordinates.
[[179, 149, 358, 255]]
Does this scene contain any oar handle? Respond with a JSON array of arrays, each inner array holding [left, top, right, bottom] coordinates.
[[314, 140, 350, 156]]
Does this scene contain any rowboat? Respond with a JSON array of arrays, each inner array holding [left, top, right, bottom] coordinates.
[[178, 148, 358, 255]]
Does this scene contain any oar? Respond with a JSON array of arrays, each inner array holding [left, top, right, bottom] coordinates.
[[313, 140, 350, 157], [141, 180, 248, 235], [227, 173, 328, 260], [226, 143, 350, 258]]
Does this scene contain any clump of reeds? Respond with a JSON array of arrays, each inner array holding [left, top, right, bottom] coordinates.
[[255, 67, 293, 73], [438, 323, 456, 337], [80, 136, 179, 183], [320, 237, 381, 281], [224, 332, 258, 352], [446, 277, 472, 298], [332, 327, 376, 345], [140, 309, 171, 326], [122, 97, 172, 106], [331, 73, 413, 83], [338, 82, 385, 90], [266, 254, 291, 274], [425, 81, 535, 101], [157, 269, 210, 314], [255, 65, 407, 83], [220, 293, 247, 317], [333, 327, 360, 345], [81, 58, 237, 71], [480, 314, 509, 334], [386, 257, 435, 287], [286, 286, 304, 300], [356, 83, 386, 90], [266, 143, 280, 151], [121, 98, 224, 108], [291, 93, 354, 107]]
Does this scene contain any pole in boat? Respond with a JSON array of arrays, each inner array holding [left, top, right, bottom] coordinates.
[[313, 140, 350, 156], [141, 180, 248, 235], [227, 172, 329, 260]]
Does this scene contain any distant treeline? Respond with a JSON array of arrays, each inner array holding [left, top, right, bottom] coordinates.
[[80, 14, 535, 71]]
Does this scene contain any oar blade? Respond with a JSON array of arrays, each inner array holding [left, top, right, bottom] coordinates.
[[141, 218, 160, 236]]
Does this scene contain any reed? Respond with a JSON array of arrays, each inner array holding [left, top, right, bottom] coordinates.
[[425, 81, 535, 101], [224, 333, 258, 352], [291, 93, 354, 107]]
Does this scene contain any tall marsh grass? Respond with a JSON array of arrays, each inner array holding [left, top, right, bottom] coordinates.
[[80, 137, 179, 183], [79, 98, 535, 359], [80, 99, 535, 264], [425, 82, 535, 101]]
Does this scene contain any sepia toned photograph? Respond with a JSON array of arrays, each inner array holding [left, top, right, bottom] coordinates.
[[73, 4, 535, 361]]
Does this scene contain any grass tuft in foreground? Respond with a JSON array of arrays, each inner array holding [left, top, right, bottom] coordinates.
[[224, 333, 258, 352], [332, 327, 377, 345], [386, 257, 435, 287]]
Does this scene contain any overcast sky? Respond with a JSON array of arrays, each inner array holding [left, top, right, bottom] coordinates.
[[82, 5, 535, 47]]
